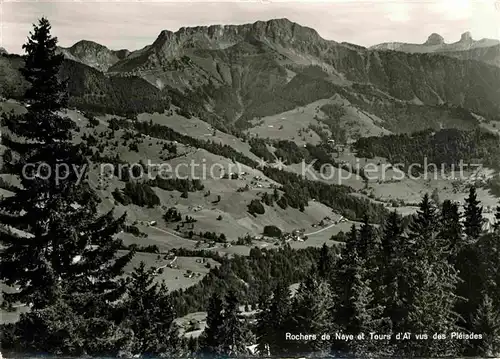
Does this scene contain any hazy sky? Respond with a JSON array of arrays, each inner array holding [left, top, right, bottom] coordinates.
[[2, 0, 500, 54]]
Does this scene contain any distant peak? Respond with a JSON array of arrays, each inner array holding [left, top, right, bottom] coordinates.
[[0, 47, 7, 55], [424, 33, 445, 45], [460, 31, 473, 42], [70, 39, 107, 49], [264, 18, 293, 25]]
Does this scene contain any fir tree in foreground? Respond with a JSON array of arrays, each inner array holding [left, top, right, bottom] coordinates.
[[119, 262, 182, 355], [289, 269, 332, 354], [201, 292, 250, 356], [464, 185, 483, 242], [0, 18, 133, 354], [256, 282, 292, 356], [470, 293, 500, 356]]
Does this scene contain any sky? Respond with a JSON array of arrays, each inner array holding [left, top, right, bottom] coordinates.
[[1, 0, 500, 54]]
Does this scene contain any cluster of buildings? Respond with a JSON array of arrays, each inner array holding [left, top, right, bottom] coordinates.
[[282, 229, 306, 242]]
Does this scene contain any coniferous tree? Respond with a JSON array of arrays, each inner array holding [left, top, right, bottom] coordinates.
[[317, 243, 334, 279], [290, 270, 332, 354], [334, 224, 381, 354], [464, 186, 483, 242], [475, 232, 500, 313], [267, 282, 292, 355], [377, 211, 407, 334], [0, 18, 132, 315], [357, 214, 380, 293], [440, 199, 463, 261], [408, 193, 438, 244], [201, 293, 224, 354], [120, 262, 181, 355], [358, 214, 377, 262], [340, 248, 387, 357], [403, 194, 460, 357], [470, 293, 500, 357], [218, 291, 249, 356], [334, 224, 359, 330], [456, 189, 487, 331], [255, 293, 272, 356]]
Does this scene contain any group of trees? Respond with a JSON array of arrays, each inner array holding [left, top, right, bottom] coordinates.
[[170, 245, 322, 317], [0, 18, 178, 356], [186, 188, 500, 357], [335, 83, 481, 134], [354, 128, 500, 171], [112, 181, 161, 208], [249, 137, 344, 172], [251, 188, 500, 357], [263, 167, 388, 223], [247, 198, 265, 215]]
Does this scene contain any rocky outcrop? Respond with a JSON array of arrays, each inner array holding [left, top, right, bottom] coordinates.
[[57, 40, 130, 72], [371, 31, 500, 59], [424, 33, 445, 46]]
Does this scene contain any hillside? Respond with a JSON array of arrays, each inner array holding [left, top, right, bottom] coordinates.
[[443, 44, 500, 68]]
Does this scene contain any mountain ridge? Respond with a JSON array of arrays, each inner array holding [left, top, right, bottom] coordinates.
[[56, 39, 131, 72], [371, 31, 500, 53], [2, 18, 500, 129]]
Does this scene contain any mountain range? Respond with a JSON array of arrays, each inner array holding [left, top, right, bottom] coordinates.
[[2, 18, 500, 131], [371, 31, 499, 53], [371, 31, 500, 68]]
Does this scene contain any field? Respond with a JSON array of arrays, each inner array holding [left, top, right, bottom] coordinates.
[[244, 95, 391, 146], [122, 251, 220, 292]]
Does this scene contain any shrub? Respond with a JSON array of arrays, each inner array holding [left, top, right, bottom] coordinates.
[[248, 199, 265, 215], [263, 225, 282, 238]]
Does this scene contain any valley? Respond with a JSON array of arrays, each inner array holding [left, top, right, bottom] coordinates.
[[1, 15, 500, 358]]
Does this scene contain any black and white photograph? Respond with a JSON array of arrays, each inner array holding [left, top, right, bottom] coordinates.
[[0, 0, 500, 357]]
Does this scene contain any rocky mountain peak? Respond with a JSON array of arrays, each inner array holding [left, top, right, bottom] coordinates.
[[424, 33, 445, 46], [150, 18, 324, 56], [460, 31, 473, 42], [0, 47, 7, 55], [69, 39, 107, 51], [58, 40, 130, 72]]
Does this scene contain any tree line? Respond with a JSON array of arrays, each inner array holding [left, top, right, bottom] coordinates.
[[181, 187, 500, 357]]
